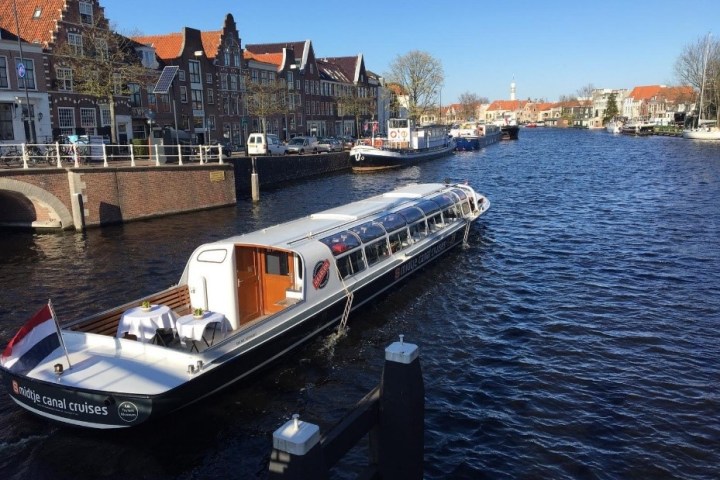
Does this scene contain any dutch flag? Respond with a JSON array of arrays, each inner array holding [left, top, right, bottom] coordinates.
[[1, 303, 62, 375]]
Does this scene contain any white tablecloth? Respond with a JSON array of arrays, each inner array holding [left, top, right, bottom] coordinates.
[[117, 305, 176, 342], [175, 311, 228, 344]]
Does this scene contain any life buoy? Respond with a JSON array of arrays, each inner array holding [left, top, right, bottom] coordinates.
[[401, 130, 407, 138], [390, 131, 397, 138]]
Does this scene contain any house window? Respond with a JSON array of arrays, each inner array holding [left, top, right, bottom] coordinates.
[[68, 33, 83, 56], [287, 71, 293, 90], [224, 49, 230, 66], [180, 86, 187, 103], [188, 60, 201, 84], [58, 107, 75, 135], [15, 58, 36, 89], [100, 105, 111, 126], [207, 88, 214, 104], [208, 115, 216, 131], [229, 74, 238, 92], [80, 108, 97, 134], [178, 69, 186, 82], [128, 83, 141, 107], [79, 1, 93, 24], [206, 72, 212, 84], [191, 89, 203, 110], [57, 67, 73, 91], [0, 57, 8, 88], [233, 50, 240, 67], [220, 73, 228, 90], [0, 103, 13, 140]]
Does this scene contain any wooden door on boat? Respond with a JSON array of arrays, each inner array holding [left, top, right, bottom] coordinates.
[[260, 250, 294, 315], [236, 246, 262, 324]]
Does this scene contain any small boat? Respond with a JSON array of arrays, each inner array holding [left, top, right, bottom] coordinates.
[[606, 117, 623, 134], [682, 120, 720, 140], [682, 34, 720, 141], [450, 122, 502, 151], [494, 116, 520, 140], [350, 118, 455, 172], [621, 122, 654, 136], [0, 182, 490, 429]]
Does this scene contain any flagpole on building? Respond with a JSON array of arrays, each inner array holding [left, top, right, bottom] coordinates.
[[48, 299, 72, 369]]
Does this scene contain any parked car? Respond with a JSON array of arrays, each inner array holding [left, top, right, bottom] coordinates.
[[246, 133, 288, 156], [338, 135, 355, 150], [316, 137, 342, 153], [286, 136, 318, 155], [210, 139, 235, 158]]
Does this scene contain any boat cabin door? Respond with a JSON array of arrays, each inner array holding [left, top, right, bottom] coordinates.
[[236, 246, 262, 324]]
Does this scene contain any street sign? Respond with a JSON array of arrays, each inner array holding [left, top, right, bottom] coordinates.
[[17, 62, 25, 78]]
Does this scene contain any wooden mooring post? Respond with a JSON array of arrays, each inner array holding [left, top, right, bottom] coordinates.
[[268, 336, 424, 479]]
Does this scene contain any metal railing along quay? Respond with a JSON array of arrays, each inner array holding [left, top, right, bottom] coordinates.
[[0, 142, 227, 169]]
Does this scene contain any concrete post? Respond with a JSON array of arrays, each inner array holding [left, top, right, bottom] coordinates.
[[71, 192, 85, 231], [102, 144, 108, 167], [268, 414, 326, 480], [251, 157, 259, 202], [378, 335, 424, 479]]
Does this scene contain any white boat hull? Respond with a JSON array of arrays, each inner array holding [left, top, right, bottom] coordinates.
[[682, 128, 720, 140]]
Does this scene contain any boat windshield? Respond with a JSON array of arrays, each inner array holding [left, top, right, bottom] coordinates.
[[451, 188, 468, 201]]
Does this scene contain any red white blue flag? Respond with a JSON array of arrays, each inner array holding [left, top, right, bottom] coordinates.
[[1, 303, 62, 375]]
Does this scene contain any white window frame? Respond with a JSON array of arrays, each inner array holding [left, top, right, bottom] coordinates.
[[57, 67, 73, 91], [58, 107, 76, 135], [79, 1, 93, 24], [68, 33, 83, 56]]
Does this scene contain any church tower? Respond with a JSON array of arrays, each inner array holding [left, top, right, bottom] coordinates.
[[510, 76, 516, 101]]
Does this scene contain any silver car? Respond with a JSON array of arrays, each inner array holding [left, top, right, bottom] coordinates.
[[286, 136, 318, 155]]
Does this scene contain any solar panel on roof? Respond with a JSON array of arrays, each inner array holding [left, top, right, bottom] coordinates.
[[153, 66, 179, 94]]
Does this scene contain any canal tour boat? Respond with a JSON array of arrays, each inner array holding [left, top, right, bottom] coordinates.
[[0, 182, 490, 429], [350, 118, 455, 172]]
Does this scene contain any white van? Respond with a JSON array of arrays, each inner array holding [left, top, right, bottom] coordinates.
[[246, 133, 288, 156]]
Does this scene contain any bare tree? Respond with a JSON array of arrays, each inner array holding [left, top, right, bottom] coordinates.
[[385, 50, 444, 122], [675, 34, 720, 122], [576, 83, 595, 99], [337, 86, 375, 137], [52, 19, 154, 143], [457, 92, 487, 120], [244, 76, 291, 135]]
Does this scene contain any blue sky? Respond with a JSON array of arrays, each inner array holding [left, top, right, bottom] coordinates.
[[105, 0, 720, 104]]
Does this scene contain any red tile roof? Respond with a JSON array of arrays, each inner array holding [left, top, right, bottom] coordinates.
[[132, 33, 184, 59], [244, 51, 283, 66], [487, 100, 527, 111], [0, 0, 65, 47], [628, 85, 664, 100]]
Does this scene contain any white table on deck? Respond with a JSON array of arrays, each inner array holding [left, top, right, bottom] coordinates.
[[175, 311, 228, 347], [117, 305, 176, 342]]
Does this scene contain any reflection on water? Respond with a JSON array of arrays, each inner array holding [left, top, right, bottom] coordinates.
[[1, 129, 719, 479]]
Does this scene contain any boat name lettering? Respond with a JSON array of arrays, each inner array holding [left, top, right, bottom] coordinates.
[[12, 381, 109, 416], [394, 239, 451, 279], [313, 260, 330, 289]]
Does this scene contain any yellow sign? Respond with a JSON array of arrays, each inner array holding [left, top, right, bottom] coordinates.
[[209, 171, 225, 182]]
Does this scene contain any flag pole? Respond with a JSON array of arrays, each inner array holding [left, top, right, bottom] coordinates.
[[48, 299, 72, 369]]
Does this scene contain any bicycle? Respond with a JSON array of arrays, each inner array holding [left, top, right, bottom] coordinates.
[[45, 142, 89, 165], [1, 145, 22, 167]]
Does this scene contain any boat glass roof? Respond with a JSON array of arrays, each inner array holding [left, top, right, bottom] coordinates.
[[349, 221, 386, 242], [378, 213, 407, 231], [320, 230, 362, 255]]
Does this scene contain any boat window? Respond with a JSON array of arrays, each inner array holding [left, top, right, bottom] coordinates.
[[336, 250, 366, 279], [396, 206, 425, 224], [415, 200, 441, 215], [265, 251, 289, 275], [430, 194, 456, 210], [388, 229, 410, 253], [449, 189, 471, 215], [320, 231, 361, 256], [349, 221, 386, 242], [427, 213, 443, 232], [378, 213, 407, 232], [197, 249, 227, 263], [408, 220, 427, 242], [365, 238, 390, 266]]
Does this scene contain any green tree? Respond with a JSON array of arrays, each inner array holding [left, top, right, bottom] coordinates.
[[385, 50, 444, 122], [603, 92, 620, 124]]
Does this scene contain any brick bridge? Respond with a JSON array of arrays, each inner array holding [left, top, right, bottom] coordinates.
[[0, 164, 236, 230]]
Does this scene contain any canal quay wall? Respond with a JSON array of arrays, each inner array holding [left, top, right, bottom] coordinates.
[[0, 163, 236, 231], [0, 153, 350, 231], [230, 152, 350, 197]]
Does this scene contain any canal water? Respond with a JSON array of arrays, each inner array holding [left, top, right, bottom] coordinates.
[[0, 128, 719, 479]]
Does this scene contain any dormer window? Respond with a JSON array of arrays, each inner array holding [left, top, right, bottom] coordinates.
[[33, 7, 42, 18], [79, 1, 93, 24]]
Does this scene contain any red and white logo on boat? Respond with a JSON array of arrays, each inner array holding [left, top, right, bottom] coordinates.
[[313, 260, 330, 289]]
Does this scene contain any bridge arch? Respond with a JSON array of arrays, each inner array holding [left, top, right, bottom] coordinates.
[[0, 178, 74, 230]]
